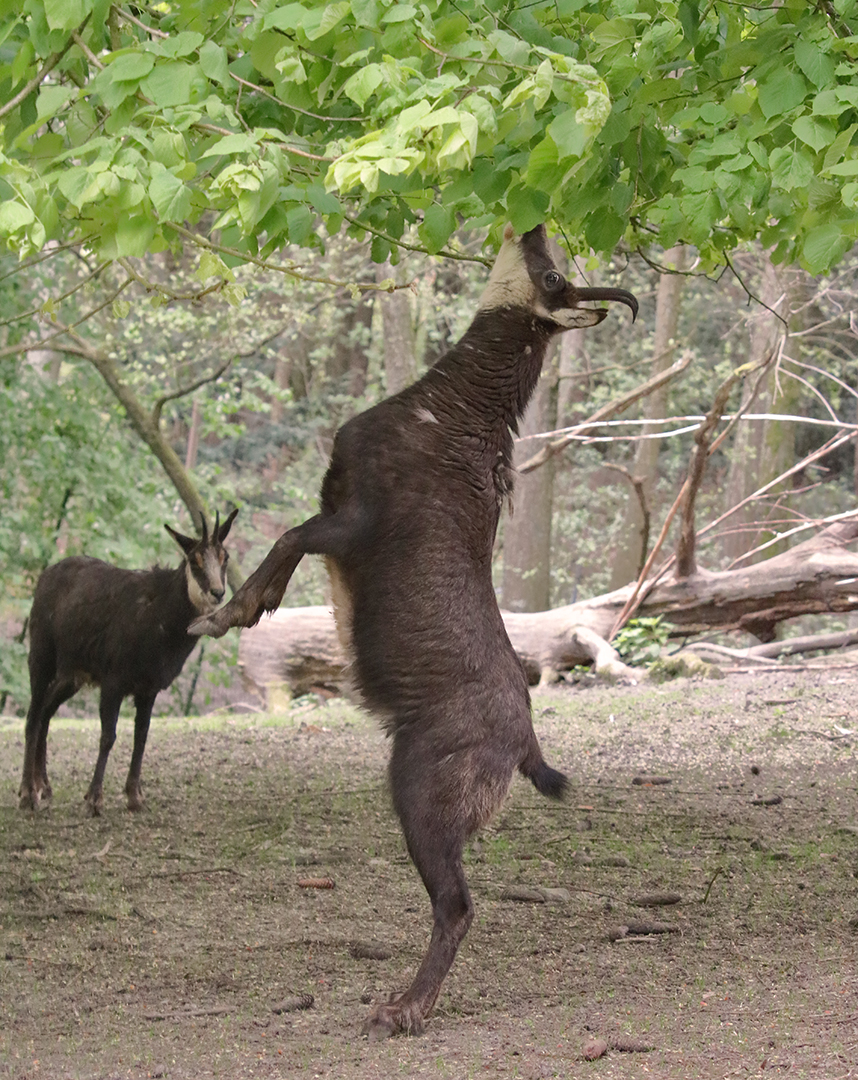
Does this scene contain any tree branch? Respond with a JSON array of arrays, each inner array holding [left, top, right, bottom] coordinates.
[[151, 357, 234, 428], [518, 351, 693, 474], [0, 19, 88, 121]]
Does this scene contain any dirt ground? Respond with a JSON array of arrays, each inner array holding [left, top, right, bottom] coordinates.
[[1, 667, 857, 1080]]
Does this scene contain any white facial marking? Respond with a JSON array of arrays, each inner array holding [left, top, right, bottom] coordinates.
[[186, 563, 216, 613], [548, 306, 605, 329], [478, 232, 535, 312]]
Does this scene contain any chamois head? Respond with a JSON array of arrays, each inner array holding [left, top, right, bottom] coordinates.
[[165, 508, 239, 614], [479, 223, 638, 329]]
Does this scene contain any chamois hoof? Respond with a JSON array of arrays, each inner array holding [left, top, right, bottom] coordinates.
[[125, 788, 144, 812], [84, 792, 103, 818], [18, 783, 50, 811], [363, 999, 426, 1040], [18, 789, 38, 811]]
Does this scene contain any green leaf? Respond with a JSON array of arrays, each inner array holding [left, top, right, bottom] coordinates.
[[285, 205, 314, 245], [196, 250, 233, 282], [148, 169, 192, 221], [35, 85, 74, 123], [198, 42, 230, 86], [419, 203, 455, 253], [678, 0, 699, 44], [584, 208, 625, 252], [199, 133, 259, 159], [758, 70, 806, 120], [825, 159, 858, 177], [44, 0, 87, 31], [812, 89, 847, 116], [549, 111, 588, 159], [263, 4, 311, 32], [794, 40, 835, 89], [57, 166, 102, 209], [769, 147, 814, 190], [106, 52, 156, 82], [316, 1, 350, 36], [111, 214, 157, 257], [343, 64, 384, 107], [381, 3, 416, 23], [802, 223, 848, 274], [506, 184, 549, 234], [351, 0, 379, 28], [792, 114, 835, 153], [275, 55, 307, 83], [140, 63, 197, 108], [0, 201, 35, 231], [525, 136, 561, 192]]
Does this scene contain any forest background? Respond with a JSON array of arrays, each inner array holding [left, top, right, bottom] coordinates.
[[2, 0, 858, 716]]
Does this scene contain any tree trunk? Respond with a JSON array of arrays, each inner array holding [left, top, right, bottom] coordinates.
[[610, 246, 687, 588], [238, 519, 858, 699], [721, 255, 792, 565], [376, 261, 416, 394], [501, 340, 558, 612], [62, 338, 244, 592]]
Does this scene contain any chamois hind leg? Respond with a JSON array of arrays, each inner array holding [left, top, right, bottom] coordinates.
[[364, 821, 473, 1040], [363, 734, 511, 1040], [19, 673, 76, 810], [84, 687, 124, 817], [191, 512, 355, 638], [125, 692, 156, 811]]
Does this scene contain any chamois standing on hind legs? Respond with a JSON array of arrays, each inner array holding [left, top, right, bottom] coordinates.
[[19, 509, 238, 816], [193, 225, 638, 1038]]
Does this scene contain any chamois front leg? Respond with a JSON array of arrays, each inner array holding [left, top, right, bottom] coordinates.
[[125, 692, 156, 811], [191, 513, 353, 637], [84, 688, 123, 817]]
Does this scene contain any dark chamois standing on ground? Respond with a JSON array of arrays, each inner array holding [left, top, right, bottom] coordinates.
[[193, 224, 638, 1038], [19, 509, 238, 816]]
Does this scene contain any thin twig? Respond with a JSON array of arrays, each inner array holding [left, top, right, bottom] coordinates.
[[0, 19, 88, 121]]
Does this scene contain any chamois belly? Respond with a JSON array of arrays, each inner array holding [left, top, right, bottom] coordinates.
[[324, 542, 526, 730]]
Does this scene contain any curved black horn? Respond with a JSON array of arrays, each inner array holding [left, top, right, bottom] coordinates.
[[199, 512, 209, 544], [575, 287, 639, 322]]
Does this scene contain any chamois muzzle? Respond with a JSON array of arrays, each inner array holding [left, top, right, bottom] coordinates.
[[576, 287, 639, 322]]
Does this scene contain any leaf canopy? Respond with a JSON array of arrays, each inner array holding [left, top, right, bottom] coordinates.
[[2, 0, 858, 272]]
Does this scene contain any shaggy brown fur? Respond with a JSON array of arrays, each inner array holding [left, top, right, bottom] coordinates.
[[193, 226, 637, 1037]]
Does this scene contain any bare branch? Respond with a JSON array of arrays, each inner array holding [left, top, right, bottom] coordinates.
[[518, 351, 693, 474], [166, 223, 421, 293], [151, 357, 233, 428]]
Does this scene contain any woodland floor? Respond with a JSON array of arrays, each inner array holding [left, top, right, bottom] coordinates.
[[1, 668, 857, 1080]]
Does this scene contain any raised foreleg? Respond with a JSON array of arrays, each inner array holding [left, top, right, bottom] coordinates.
[[191, 512, 357, 638]]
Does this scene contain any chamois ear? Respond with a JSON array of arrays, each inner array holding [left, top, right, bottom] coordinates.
[[216, 507, 239, 544], [164, 523, 197, 556]]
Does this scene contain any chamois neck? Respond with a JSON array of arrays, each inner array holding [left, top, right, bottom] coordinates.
[[431, 307, 555, 428]]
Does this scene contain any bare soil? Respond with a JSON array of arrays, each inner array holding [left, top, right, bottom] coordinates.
[[2, 668, 857, 1079]]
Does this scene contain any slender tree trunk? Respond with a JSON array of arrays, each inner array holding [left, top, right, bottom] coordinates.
[[376, 261, 416, 394], [501, 341, 558, 612], [609, 246, 687, 589], [721, 255, 804, 566]]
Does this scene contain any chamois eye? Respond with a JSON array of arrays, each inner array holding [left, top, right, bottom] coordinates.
[[543, 270, 563, 290]]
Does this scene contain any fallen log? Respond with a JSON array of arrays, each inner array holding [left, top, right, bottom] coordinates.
[[237, 520, 858, 702]]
